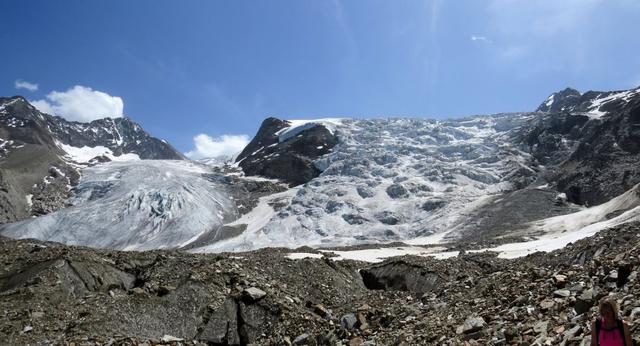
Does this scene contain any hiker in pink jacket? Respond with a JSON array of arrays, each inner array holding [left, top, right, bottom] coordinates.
[[591, 298, 632, 346]]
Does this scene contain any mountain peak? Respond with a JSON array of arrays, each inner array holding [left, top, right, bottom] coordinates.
[[558, 87, 581, 95], [536, 87, 582, 113]]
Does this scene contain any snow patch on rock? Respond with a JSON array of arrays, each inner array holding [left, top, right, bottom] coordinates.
[[57, 141, 140, 163], [276, 118, 346, 142]]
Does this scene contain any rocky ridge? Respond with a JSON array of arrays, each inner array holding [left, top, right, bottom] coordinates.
[[526, 86, 640, 206], [0, 96, 185, 224], [236, 118, 339, 186]]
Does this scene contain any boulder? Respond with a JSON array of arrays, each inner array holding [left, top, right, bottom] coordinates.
[[243, 287, 267, 301], [456, 316, 485, 335], [340, 314, 358, 330], [553, 289, 571, 298]]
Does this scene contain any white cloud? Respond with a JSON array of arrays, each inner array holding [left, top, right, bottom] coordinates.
[[185, 134, 250, 159], [31, 99, 56, 115], [470, 36, 491, 43], [32, 85, 124, 122], [14, 79, 39, 92]]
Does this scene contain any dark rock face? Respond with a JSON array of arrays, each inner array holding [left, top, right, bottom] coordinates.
[[236, 117, 289, 161], [199, 297, 278, 345], [0, 258, 135, 297], [200, 298, 240, 344], [47, 116, 185, 160], [360, 261, 440, 294], [30, 164, 80, 216], [523, 88, 640, 205], [1, 97, 69, 223], [536, 87, 636, 114], [555, 99, 640, 205], [536, 88, 581, 113], [519, 112, 590, 166], [236, 117, 339, 186]]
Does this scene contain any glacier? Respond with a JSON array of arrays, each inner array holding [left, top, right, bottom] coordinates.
[[0, 160, 237, 250], [194, 113, 542, 252]]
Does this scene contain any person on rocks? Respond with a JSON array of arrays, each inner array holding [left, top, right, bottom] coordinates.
[[591, 298, 632, 346]]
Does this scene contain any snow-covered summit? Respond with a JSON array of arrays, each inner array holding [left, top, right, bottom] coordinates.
[[537, 86, 640, 119]]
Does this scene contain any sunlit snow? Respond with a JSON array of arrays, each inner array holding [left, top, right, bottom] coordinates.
[[1, 160, 235, 250], [57, 141, 140, 163]]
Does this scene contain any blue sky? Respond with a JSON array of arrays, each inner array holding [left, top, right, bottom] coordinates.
[[2, 0, 640, 158]]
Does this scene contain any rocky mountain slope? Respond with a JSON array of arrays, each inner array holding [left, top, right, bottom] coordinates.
[[1, 221, 640, 345], [0, 96, 185, 224], [528, 87, 640, 206]]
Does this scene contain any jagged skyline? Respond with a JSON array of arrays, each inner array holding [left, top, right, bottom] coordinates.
[[1, 1, 639, 158]]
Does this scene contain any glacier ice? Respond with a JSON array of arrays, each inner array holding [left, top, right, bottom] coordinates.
[[1, 160, 237, 250], [196, 114, 541, 252]]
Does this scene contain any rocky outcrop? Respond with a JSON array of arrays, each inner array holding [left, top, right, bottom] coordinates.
[[236, 118, 339, 186], [360, 261, 440, 294], [523, 87, 640, 205], [30, 164, 80, 216], [536, 87, 638, 114]]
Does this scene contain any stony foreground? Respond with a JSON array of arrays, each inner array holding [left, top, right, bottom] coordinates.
[[2, 223, 640, 345]]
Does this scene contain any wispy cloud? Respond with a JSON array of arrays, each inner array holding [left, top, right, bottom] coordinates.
[[15, 79, 39, 92], [32, 85, 124, 122], [470, 36, 491, 43], [185, 134, 250, 159]]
